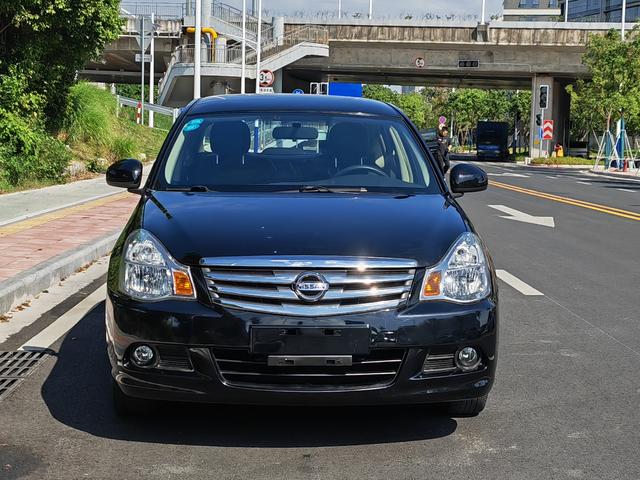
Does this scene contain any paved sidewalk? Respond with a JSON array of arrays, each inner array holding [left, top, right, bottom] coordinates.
[[0, 186, 139, 315], [0, 176, 121, 226]]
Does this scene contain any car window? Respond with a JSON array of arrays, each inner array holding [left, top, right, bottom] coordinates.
[[157, 112, 439, 194]]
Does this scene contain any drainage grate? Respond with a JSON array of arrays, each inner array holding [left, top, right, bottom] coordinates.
[[0, 351, 48, 401]]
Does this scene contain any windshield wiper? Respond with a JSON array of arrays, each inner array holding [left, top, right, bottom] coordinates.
[[298, 185, 367, 193], [166, 185, 212, 192]]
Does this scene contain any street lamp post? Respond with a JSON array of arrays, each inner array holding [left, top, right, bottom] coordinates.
[[564, 0, 569, 22], [149, 12, 155, 128], [369, 0, 373, 20], [481, 0, 486, 24], [194, 0, 202, 99], [338, 0, 342, 19], [241, 0, 246, 93], [621, 0, 627, 40], [254, 0, 263, 93]]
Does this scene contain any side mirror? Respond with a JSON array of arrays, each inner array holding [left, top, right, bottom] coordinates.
[[450, 163, 488, 194], [106, 159, 143, 190]]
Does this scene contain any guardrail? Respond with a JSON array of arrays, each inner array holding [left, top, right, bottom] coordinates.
[[120, 2, 185, 19], [116, 95, 181, 124]]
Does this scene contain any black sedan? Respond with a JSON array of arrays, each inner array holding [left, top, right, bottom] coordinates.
[[105, 94, 497, 417]]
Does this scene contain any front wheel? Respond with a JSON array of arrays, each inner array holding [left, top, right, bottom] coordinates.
[[446, 395, 488, 417]]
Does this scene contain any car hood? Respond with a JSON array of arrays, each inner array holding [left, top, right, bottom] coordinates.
[[140, 192, 468, 267]]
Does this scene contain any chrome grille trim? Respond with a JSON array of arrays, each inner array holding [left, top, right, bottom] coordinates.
[[200, 256, 418, 269], [422, 353, 457, 373], [201, 256, 417, 316]]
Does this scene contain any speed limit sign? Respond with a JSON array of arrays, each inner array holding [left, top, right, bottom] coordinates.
[[259, 69, 275, 87]]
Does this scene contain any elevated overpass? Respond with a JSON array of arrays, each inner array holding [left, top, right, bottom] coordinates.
[[82, 2, 630, 153]]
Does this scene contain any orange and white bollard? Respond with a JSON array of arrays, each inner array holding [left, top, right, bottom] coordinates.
[[136, 102, 142, 125], [623, 159, 629, 172]]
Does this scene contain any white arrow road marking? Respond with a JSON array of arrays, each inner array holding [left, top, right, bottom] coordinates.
[[488, 205, 556, 228], [496, 270, 544, 296], [488, 172, 530, 178], [576, 181, 592, 185], [616, 188, 636, 193]]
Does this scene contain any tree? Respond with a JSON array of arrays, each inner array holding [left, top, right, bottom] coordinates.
[[362, 85, 427, 128], [566, 26, 640, 138], [0, 0, 122, 128]]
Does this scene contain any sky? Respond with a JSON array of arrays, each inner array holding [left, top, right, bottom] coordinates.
[[148, 0, 505, 19]]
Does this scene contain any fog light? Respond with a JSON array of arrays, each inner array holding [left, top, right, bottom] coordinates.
[[456, 347, 480, 372], [131, 345, 156, 367]]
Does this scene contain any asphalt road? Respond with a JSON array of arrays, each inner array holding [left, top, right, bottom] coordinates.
[[1, 163, 639, 480]]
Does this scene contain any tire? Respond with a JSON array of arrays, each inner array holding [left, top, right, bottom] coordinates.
[[112, 378, 150, 416], [446, 395, 488, 417]]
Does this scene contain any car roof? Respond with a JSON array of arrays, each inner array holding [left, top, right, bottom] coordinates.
[[188, 94, 400, 117]]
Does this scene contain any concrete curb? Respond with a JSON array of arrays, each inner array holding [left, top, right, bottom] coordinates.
[[0, 231, 121, 316]]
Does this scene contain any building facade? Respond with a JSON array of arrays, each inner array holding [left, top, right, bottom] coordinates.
[[561, 0, 640, 22], [504, 0, 640, 21], [503, 0, 562, 21]]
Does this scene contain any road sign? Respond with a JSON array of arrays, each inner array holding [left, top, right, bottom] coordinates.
[[292, 88, 304, 95], [259, 70, 275, 87], [458, 60, 479, 68], [438, 116, 447, 126], [135, 54, 153, 63], [137, 17, 154, 52], [259, 86, 275, 94], [542, 120, 554, 140], [414, 57, 425, 68]]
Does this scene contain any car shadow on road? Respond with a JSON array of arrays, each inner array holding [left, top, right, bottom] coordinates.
[[40, 303, 458, 448]]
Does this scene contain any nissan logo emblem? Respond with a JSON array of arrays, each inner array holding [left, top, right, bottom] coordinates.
[[292, 272, 330, 302]]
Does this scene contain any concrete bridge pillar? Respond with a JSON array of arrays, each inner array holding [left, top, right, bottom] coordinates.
[[530, 75, 571, 158]]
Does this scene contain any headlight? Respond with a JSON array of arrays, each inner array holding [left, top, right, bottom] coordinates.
[[120, 229, 195, 301], [420, 232, 490, 303]]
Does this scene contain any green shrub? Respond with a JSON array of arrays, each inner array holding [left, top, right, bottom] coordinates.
[[64, 83, 117, 146], [0, 109, 70, 186], [111, 137, 137, 160]]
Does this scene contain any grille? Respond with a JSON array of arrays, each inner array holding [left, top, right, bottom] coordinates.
[[0, 351, 47, 401], [156, 345, 193, 372], [200, 256, 417, 316], [212, 348, 405, 390], [422, 353, 457, 374]]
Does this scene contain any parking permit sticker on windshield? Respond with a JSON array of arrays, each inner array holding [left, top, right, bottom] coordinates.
[[184, 118, 204, 132]]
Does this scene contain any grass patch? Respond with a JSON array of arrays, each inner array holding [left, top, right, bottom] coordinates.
[[1, 83, 168, 194], [530, 156, 595, 166]]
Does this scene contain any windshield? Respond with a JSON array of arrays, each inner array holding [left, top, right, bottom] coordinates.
[[155, 112, 440, 193]]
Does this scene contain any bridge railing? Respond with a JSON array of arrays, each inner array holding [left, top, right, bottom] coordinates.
[[120, 2, 185, 20], [171, 25, 329, 66]]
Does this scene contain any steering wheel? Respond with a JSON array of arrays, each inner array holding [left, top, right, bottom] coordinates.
[[334, 164, 388, 177]]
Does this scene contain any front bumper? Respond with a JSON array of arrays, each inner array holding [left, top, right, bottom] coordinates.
[[106, 292, 498, 406]]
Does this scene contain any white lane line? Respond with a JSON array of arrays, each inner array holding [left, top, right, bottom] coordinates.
[[576, 181, 592, 186], [616, 188, 636, 193], [19, 286, 105, 351], [496, 270, 544, 296]]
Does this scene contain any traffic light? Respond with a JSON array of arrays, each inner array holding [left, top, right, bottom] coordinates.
[[536, 114, 542, 126], [539, 85, 549, 110]]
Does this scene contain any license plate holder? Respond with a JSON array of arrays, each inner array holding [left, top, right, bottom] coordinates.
[[250, 326, 371, 355]]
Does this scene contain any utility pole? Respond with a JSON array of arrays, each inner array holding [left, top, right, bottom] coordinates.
[[621, 0, 627, 40], [254, 0, 263, 93], [194, 0, 202, 99], [140, 16, 145, 122], [148, 12, 155, 128], [241, 0, 247, 94]]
